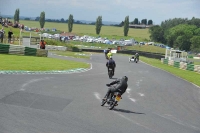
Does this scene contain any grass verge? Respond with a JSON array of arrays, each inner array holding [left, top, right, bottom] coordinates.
[[0, 54, 90, 71], [118, 53, 200, 87], [141, 56, 200, 87], [50, 51, 91, 59]]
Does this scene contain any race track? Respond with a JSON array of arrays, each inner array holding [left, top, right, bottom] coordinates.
[[0, 53, 200, 133]]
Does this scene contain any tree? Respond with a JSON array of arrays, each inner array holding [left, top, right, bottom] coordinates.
[[24, 18, 30, 20], [166, 24, 197, 51], [119, 21, 124, 27], [141, 19, 147, 25], [133, 18, 139, 24], [95, 16, 102, 35], [188, 17, 200, 28], [35, 17, 40, 21], [149, 25, 165, 42], [124, 16, 129, 36], [61, 18, 65, 23], [68, 14, 74, 32], [14, 8, 20, 22], [148, 20, 153, 25], [39, 11, 45, 28], [17, 9, 20, 22], [190, 36, 200, 52]]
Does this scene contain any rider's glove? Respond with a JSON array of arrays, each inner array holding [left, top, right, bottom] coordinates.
[[106, 84, 110, 87]]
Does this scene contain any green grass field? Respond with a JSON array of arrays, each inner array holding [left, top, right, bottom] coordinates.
[[125, 45, 166, 54], [4, 19, 150, 42], [50, 51, 91, 59], [0, 54, 89, 71]]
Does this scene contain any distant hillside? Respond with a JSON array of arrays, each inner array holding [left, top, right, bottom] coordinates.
[[1, 14, 120, 25]]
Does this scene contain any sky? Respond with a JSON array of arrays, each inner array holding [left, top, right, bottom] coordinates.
[[0, 0, 200, 25]]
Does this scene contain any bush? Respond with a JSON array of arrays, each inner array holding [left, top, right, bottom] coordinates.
[[188, 55, 193, 58]]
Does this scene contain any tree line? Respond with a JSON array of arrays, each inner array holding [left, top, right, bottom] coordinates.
[[13, 8, 200, 52], [149, 17, 200, 52], [13, 9, 132, 36]]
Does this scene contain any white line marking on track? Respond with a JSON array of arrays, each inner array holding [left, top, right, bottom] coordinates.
[[138, 93, 145, 96], [126, 88, 131, 94], [114, 112, 158, 133], [20, 77, 53, 91], [129, 98, 136, 102], [94, 92, 101, 101], [155, 113, 200, 131], [93, 92, 158, 132]]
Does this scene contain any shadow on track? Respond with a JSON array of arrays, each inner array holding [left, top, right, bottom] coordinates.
[[111, 78, 118, 79], [113, 108, 145, 115]]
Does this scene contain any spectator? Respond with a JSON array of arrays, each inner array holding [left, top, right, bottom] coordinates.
[[40, 40, 46, 49], [8, 28, 13, 43], [13, 21, 18, 28], [1, 19, 5, 27], [0, 28, 5, 43]]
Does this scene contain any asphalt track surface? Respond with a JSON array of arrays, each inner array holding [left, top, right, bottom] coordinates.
[[0, 53, 200, 133]]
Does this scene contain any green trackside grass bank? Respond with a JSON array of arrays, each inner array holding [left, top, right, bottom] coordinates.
[[50, 51, 91, 59], [140, 56, 200, 87], [119, 54, 200, 87], [0, 54, 90, 71]]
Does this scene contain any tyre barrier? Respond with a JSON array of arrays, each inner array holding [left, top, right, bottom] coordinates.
[[163, 59, 168, 65], [194, 65, 200, 72], [161, 58, 200, 73], [180, 62, 187, 70], [0, 43, 48, 57], [168, 60, 174, 66], [187, 64, 194, 71], [174, 61, 180, 68]]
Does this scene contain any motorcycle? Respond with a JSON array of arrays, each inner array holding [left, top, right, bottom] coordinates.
[[108, 67, 113, 79], [129, 57, 138, 63], [101, 91, 122, 110]]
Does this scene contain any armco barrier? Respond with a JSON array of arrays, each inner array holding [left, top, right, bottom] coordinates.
[[81, 49, 165, 59], [81, 49, 103, 53], [9, 45, 25, 55]]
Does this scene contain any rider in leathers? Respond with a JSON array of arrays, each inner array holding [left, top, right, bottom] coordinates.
[[106, 57, 116, 75], [103, 76, 128, 101]]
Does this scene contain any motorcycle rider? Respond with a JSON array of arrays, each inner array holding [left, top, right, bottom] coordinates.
[[107, 50, 113, 59], [104, 49, 109, 59], [135, 53, 139, 62], [106, 56, 116, 76], [103, 76, 128, 102]]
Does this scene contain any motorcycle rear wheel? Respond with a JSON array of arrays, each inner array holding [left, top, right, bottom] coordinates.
[[108, 71, 112, 79]]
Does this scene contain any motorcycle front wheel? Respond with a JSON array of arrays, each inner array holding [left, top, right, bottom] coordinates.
[[101, 99, 107, 106], [109, 101, 118, 110]]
